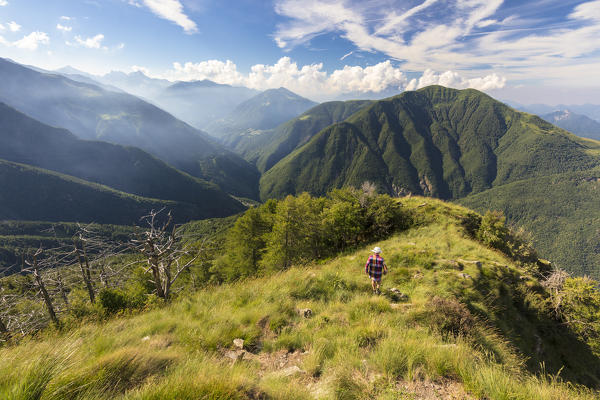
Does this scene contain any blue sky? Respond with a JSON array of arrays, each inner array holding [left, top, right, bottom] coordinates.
[[1, 0, 599, 103]]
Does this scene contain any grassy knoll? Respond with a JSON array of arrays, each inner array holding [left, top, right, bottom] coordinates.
[[2, 198, 600, 399]]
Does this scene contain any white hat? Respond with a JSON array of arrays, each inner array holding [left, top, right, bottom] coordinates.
[[371, 247, 382, 254]]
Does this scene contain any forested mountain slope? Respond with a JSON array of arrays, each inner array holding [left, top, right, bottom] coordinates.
[[0, 160, 215, 224], [260, 86, 599, 200], [226, 100, 373, 172]]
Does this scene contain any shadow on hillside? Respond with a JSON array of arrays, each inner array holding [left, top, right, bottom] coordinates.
[[468, 263, 600, 389]]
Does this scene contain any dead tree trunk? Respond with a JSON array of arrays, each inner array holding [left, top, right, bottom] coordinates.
[[31, 250, 59, 327], [56, 270, 70, 310], [74, 239, 95, 304], [0, 316, 7, 334]]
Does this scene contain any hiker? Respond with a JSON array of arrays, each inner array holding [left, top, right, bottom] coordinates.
[[365, 247, 388, 294]]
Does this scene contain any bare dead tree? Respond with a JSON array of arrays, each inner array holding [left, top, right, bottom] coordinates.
[[130, 210, 202, 300], [24, 248, 60, 327], [0, 315, 7, 334], [73, 237, 95, 304]]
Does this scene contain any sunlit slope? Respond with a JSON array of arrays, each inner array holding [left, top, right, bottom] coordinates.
[[2, 198, 599, 399]]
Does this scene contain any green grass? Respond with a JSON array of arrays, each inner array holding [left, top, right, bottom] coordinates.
[[1, 197, 599, 399]]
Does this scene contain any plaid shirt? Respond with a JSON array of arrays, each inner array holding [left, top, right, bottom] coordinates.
[[365, 254, 386, 280]]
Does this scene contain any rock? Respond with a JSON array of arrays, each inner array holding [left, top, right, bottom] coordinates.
[[226, 350, 246, 361], [298, 308, 312, 318], [233, 338, 244, 349], [457, 259, 482, 268], [141, 336, 150, 342], [458, 273, 472, 279], [388, 288, 409, 301], [278, 365, 305, 377]]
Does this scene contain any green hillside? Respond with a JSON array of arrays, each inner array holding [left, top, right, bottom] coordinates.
[[207, 87, 317, 139], [0, 159, 229, 225], [459, 168, 600, 278], [226, 100, 372, 172], [2, 197, 600, 399], [260, 86, 599, 201], [0, 58, 260, 200], [0, 102, 245, 215]]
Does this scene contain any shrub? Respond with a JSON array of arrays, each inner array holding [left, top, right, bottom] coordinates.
[[426, 296, 475, 339], [99, 288, 129, 315]]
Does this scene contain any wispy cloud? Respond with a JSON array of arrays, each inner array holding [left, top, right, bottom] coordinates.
[[134, 0, 198, 33], [139, 56, 504, 101], [0, 0, 8, 6], [273, 0, 600, 86], [60, 16, 72, 20]]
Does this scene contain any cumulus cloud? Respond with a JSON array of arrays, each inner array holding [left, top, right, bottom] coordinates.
[[147, 57, 504, 101], [0, 0, 7, 6], [56, 23, 72, 32], [406, 69, 506, 91], [12, 31, 49, 50], [74, 34, 105, 49], [137, 0, 197, 33], [7, 21, 20, 32]]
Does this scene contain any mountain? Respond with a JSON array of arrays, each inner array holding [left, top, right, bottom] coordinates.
[[0, 159, 214, 224], [205, 87, 318, 139], [506, 101, 600, 123], [0, 102, 245, 216], [0, 57, 260, 199], [155, 79, 259, 130], [225, 100, 373, 172], [98, 70, 171, 100], [260, 86, 599, 200], [542, 109, 600, 141]]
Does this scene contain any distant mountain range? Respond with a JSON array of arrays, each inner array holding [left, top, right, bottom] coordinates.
[[0, 102, 244, 219], [541, 110, 600, 141], [0, 58, 260, 199], [205, 87, 317, 139]]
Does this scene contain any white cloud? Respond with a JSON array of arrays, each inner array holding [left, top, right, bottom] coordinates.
[[0, 0, 7, 6], [56, 24, 72, 32], [570, 0, 600, 21], [146, 57, 504, 101], [0, 24, 4, 31], [60, 16, 72, 20], [406, 69, 506, 91], [12, 31, 50, 50], [74, 34, 105, 49], [138, 0, 197, 33], [131, 65, 150, 75], [7, 21, 20, 32], [273, 0, 600, 87]]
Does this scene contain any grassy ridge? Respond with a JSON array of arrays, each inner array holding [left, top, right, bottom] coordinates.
[[1, 198, 599, 399]]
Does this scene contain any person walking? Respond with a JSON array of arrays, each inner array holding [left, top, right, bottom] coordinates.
[[365, 247, 387, 294]]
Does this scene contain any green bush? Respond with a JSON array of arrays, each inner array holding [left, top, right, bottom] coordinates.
[[99, 288, 129, 315]]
